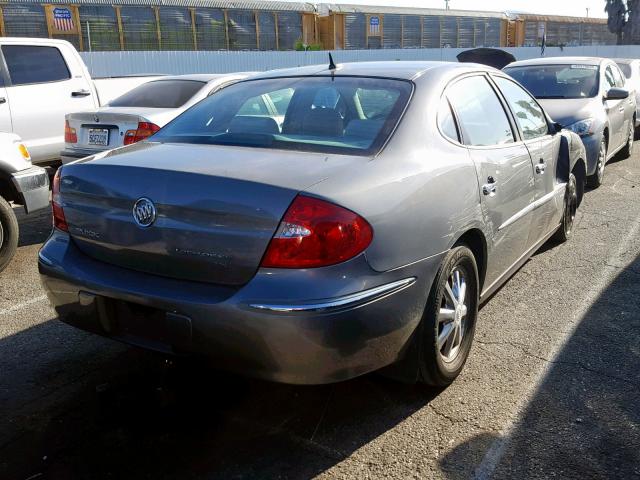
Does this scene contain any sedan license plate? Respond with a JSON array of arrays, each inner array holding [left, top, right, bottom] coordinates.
[[88, 128, 109, 146]]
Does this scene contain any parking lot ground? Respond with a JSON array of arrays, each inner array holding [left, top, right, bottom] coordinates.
[[1, 150, 640, 480]]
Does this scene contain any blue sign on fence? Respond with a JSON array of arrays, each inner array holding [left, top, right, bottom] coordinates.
[[369, 16, 381, 36]]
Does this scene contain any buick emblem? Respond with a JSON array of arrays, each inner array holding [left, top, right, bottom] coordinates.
[[132, 197, 156, 228]]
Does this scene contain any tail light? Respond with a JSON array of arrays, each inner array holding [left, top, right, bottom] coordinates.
[[52, 169, 68, 232], [64, 120, 77, 143], [124, 122, 160, 145], [261, 195, 373, 269]]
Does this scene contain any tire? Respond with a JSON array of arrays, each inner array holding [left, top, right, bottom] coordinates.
[[416, 245, 479, 386], [587, 137, 607, 188], [620, 121, 635, 159], [0, 195, 19, 273], [552, 172, 578, 244]]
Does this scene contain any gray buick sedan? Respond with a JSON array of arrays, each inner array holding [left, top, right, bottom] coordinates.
[[39, 62, 586, 386]]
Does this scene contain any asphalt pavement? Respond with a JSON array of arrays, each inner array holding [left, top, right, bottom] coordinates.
[[1, 148, 639, 479]]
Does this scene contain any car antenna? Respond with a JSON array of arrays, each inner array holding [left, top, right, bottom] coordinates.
[[328, 52, 337, 71]]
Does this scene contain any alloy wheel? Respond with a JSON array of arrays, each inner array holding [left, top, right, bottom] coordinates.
[[438, 267, 468, 363], [565, 175, 578, 236]]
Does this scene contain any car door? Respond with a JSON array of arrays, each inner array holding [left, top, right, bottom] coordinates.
[[603, 64, 625, 151], [0, 68, 12, 133], [446, 74, 536, 288], [612, 64, 635, 136], [1, 43, 96, 162], [492, 75, 562, 244]]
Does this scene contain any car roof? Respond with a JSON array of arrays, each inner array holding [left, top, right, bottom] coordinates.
[[247, 61, 498, 81], [150, 73, 250, 83], [506, 56, 607, 68], [614, 58, 640, 64]]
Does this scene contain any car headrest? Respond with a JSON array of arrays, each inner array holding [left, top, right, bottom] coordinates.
[[301, 108, 344, 137], [228, 115, 280, 135]]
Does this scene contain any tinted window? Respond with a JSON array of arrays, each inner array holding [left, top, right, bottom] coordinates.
[[504, 64, 599, 99], [494, 77, 548, 140], [617, 63, 632, 79], [357, 88, 401, 119], [2, 45, 70, 85], [438, 96, 459, 142], [612, 65, 626, 87], [109, 80, 205, 108], [153, 76, 412, 156], [447, 76, 514, 147]]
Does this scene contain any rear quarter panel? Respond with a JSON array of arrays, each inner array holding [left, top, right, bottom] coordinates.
[[306, 72, 485, 273]]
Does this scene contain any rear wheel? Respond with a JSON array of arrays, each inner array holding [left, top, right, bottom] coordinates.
[[552, 172, 578, 244], [587, 137, 607, 188], [0, 195, 19, 273], [417, 246, 479, 386], [620, 121, 635, 159]]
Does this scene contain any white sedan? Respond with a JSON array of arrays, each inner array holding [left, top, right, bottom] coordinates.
[[60, 73, 253, 164]]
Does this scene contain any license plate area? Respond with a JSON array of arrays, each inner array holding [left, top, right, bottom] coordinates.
[[88, 128, 109, 146]]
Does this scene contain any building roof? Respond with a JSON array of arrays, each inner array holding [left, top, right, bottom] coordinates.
[[2, 0, 316, 11], [322, 3, 506, 19]]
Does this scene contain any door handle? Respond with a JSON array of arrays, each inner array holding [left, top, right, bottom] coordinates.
[[535, 159, 546, 174], [0, 97, 5, 104], [482, 176, 497, 196], [71, 89, 91, 97]]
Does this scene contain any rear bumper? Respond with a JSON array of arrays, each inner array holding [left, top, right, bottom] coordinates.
[[60, 147, 104, 164], [38, 230, 443, 384], [11, 166, 50, 213]]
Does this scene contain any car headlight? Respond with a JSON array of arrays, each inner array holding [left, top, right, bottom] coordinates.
[[566, 118, 595, 137]]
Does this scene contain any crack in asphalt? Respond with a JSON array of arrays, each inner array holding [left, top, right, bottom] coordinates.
[[473, 341, 637, 388]]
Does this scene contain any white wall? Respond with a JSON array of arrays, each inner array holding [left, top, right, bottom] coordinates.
[[81, 45, 640, 77]]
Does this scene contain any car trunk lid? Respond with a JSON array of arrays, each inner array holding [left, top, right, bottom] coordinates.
[[59, 142, 362, 285]]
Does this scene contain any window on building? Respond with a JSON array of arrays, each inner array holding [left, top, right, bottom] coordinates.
[[159, 7, 194, 50], [2, 45, 70, 85], [3, 4, 48, 38], [79, 6, 120, 51], [258, 12, 277, 50], [195, 9, 226, 50], [277, 12, 302, 50], [383, 15, 402, 49], [228, 10, 257, 50], [120, 7, 159, 51]]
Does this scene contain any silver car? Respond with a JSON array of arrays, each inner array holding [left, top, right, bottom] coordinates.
[[60, 74, 252, 164], [39, 62, 586, 386], [504, 57, 636, 188], [615, 58, 640, 127]]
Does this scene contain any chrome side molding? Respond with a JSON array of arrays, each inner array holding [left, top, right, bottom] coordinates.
[[249, 277, 416, 313]]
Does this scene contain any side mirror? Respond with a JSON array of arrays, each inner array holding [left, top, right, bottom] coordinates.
[[605, 87, 630, 100], [552, 122, 563, 134]]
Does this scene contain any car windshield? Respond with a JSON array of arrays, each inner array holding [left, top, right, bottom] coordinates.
[[109, 80, 206, 108], [152, 76, 413, 156], [617, 63, 632, 79], [504, 64, 600, 99]]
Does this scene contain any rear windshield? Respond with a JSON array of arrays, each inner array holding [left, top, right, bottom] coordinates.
[[152, 76, 413, 156], [504, 64, 600, 99], [109, 80, 206, 108], [617, 63, 632, 79]]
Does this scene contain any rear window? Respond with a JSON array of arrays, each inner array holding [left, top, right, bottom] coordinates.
[[2, 45, 70, 85], [153, 76, 412, 156], [504, 64, 600, 99], [109, 80, 206, 108]]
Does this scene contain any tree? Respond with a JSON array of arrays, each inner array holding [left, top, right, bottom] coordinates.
[[606, 0, 627, 44]]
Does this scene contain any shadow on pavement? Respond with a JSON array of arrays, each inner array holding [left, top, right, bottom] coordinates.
[[0, 317, 441, 479], [13, 204, 52, 247], [440, 253, 640, 479]]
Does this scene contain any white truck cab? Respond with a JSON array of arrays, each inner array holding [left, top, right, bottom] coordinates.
[[0, 37, 154, 165]]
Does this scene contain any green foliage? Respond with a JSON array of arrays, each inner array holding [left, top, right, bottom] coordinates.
[[294, 38, 323, 51]]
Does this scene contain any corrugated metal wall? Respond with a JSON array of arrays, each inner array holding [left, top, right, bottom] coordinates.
[[523, 20, 617, 46], [80, 45, 640, 77]]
